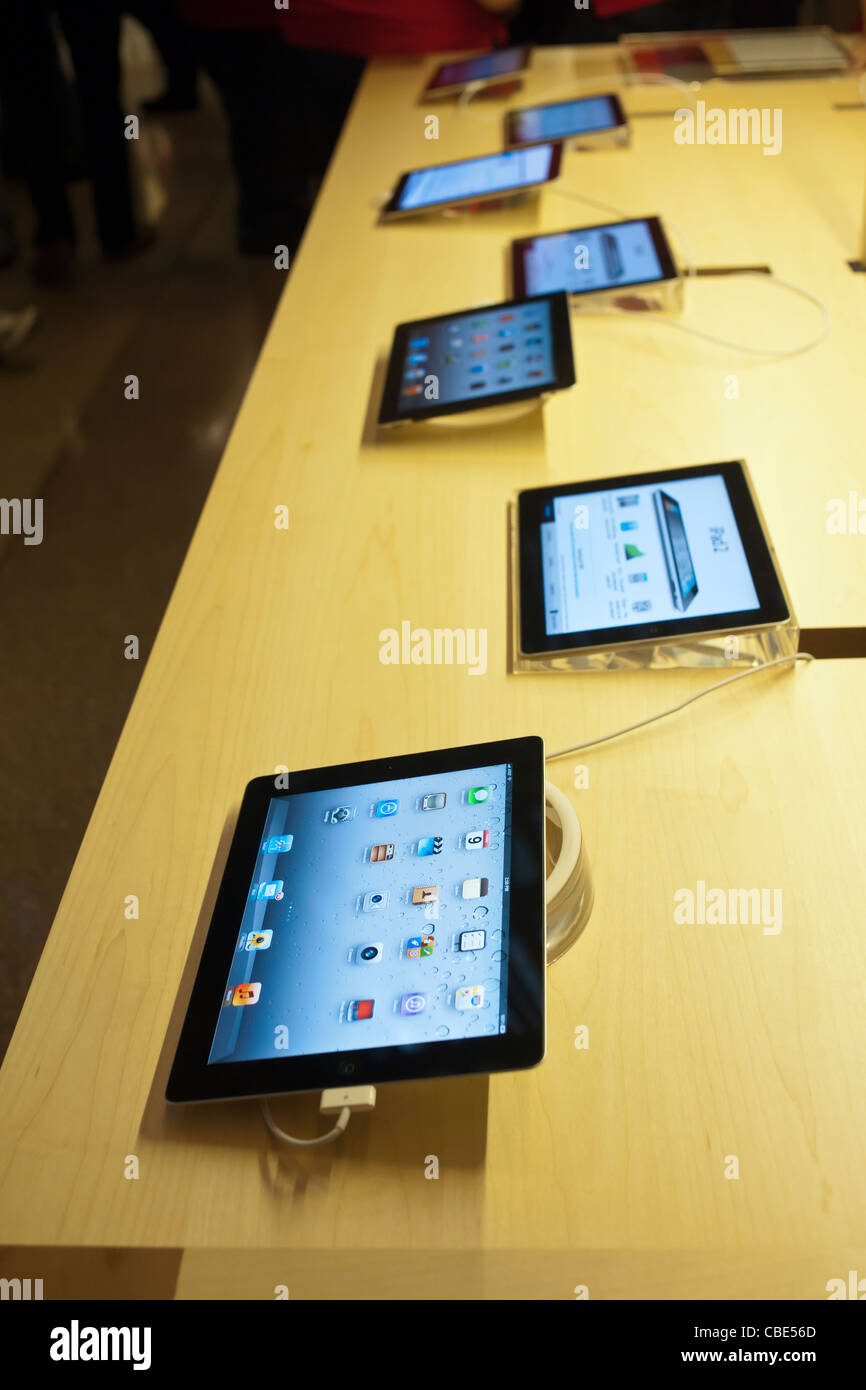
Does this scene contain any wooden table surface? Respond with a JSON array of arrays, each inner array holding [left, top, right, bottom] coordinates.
[[1, 46, 865, 1300]]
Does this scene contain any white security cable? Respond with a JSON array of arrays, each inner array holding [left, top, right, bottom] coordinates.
[[545, 652, 814, 761], [260, 1097, 351, 1147], [549, 187, 830, 358]]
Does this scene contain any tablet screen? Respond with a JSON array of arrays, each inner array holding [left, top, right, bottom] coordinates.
[[510, 95, 621, 145], [396, 144, 555, 211], [538, 473, 759, 637], [517, 218, 668, 298], [396, 297, 556, 412], [428, 46, 527, 91], [209, 762, 514, 1065]]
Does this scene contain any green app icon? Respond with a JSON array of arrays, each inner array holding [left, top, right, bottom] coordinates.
[[468, 786, 490, 804], [624, 544, 645, 560]]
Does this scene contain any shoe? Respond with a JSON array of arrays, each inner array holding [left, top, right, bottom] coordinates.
[[0, 305, 39, 356]]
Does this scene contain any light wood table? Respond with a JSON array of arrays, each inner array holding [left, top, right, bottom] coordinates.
[[1, 47, 865, 1300]]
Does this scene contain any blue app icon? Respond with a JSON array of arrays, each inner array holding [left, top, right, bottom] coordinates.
[[409, 336, 429, 348], [418, 836, 443, 856], [620, 521, 638, 531], [262, 835, 293, 854], [376, 799, 399, 818]]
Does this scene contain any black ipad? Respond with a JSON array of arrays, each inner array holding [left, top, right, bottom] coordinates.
[[422, 45, 531, 100], [512, 217, 677, 300], [516, 462, 789, 658], [380, 143, 561, 221], [505, 93, 627, 149], [166, 738, 546, 1104], [378, 291, 575, 425]]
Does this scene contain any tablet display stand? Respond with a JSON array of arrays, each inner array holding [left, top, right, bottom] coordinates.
[[545, 782, 593, 964], [508, 500, 799, 673], [570, 273, 683, 316]]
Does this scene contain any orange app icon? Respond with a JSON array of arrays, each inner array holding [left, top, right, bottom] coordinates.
[[232, 982, 261, 1006], [412, 885, 439, 905]]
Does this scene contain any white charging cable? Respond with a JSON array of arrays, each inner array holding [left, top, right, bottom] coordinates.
[[260, 1085, 376, 1148], [545, 652, 813, 761]]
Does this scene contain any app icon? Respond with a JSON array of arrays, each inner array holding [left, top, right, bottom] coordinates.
[[497, 358, 513, 369], [470, 364, 485, 374], [527, 370, 545, 379], [496, 376, 513, 386], [262, 835, 293, 854], [420, 934, 435, 957], [404, 367, 424, 381], [470, 382, 485, 390], [632, 600, 652, 613], [376, 799, 399, 818], [465, 829, 491, 850], [471, 333, 488, 343], [328, 806, 354, 824], [401, 992, 427, 1016], [408, 352, 427, 364], [467, 786, 490, 804], [245, 929, 273, 951], [461, 877, 489, 899], [370, 842, 395, 862], [422, 792, 446, 811], [498, 313, 515, 322], [412, 885, 438, 905], [628, 572, 648, 584], [348, 999, 374, 1021], [418, 836, 443, 856], [403, 384, 422, 395], [624, 544, 645, 560], [409, 336, 429, 348], [459, 929, 486, 952], [232, 982, 261, 1006], [406, 937, 422, 959], [363, 891, 389, 912], [455, 985, 484, 1011], [357, 942, 383, 964], [251, 879, 284, 901], [620, 521, 638, 531]]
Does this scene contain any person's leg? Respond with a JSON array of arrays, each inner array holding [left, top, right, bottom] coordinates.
[[54, 0, 139, 253], [126, 0, 199, 110], [194, 28, 308, 255], [0, 0, 76, 250]]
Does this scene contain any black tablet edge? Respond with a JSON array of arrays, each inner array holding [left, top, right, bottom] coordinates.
[[166, 735, 546, 1105], [380, 140, 560, 221], [504, 90, 629, 148], [509, 215, 678, 303], [423, 44, 532, 98], [377, 290, 575, 426], [516, 460, 789, 658]]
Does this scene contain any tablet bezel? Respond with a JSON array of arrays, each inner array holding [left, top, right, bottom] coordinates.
[[166, 737, 546, 1105], [377, 290, 575, 426], [379, 141, 562, 221], [504, 92, 628, 149], [422, 44, 531, 99], [510, 216, 678, 300], [517, 461, 790, 658]]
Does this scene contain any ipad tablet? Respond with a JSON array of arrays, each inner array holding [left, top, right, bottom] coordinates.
[[377, 290, 575, 426], [422, 45, 531, 100], [166, 737, 546, 1104], [511, 217, 677, 301], [516, 462, 790, 659], [380, 143, 561, 221], [505, 93, 627, 149]]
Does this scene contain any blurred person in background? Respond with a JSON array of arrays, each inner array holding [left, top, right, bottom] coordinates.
[[0, 0, 154, 285], [179, 0, 517, 256]]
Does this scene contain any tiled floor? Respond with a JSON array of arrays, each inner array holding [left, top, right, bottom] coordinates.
[[0, 22, 284, 1060]]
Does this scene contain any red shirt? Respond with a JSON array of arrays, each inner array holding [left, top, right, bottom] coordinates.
[[592, 0, 661, 15], [282, 0, 506, 56], [180, 0, 505, 51]]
